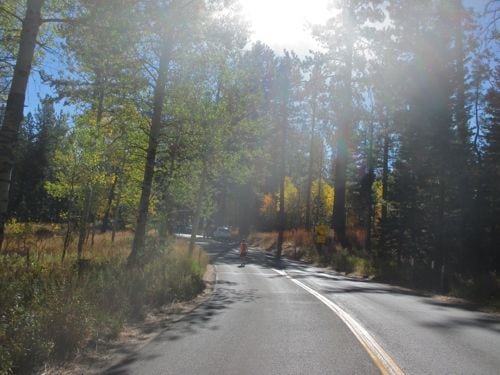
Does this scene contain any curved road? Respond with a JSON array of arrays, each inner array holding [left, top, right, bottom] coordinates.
[[106, 243, 500, 375]]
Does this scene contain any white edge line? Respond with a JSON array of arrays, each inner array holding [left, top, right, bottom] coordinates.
[[214, 264, 218, 292], [272, 268, 405, 375]]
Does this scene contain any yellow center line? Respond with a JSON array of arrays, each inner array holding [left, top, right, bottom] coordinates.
[[273, 268, 405, 375]]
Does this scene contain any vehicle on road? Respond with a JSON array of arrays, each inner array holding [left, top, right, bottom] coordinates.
[[213, 226, 231, 241]]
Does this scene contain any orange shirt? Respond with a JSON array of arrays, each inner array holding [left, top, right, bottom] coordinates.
[[240, 242, 248, 255]]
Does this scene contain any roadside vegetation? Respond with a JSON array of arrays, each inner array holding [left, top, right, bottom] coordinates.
[[0, 226, 207, 374], [0, 0, 499, 372], [251, 230, 500, 308]]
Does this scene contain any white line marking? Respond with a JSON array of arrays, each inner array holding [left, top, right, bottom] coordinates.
[[273, 268, 405, 375], [218, 272, 277, 275], [214, 265, 218, 292]]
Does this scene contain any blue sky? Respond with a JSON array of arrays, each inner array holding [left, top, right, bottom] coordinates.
[[24, 0, 493, 116]]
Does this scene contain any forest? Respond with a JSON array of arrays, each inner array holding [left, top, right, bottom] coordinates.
[[0, 0, 499, 372]]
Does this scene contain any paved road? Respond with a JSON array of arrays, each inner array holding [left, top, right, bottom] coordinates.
[[284, 261, 500, 374], [106, 243, 500, 375]]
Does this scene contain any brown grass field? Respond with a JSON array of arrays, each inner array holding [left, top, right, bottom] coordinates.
[[0, 222, 208, 374]]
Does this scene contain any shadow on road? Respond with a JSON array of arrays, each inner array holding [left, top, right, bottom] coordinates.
[[104, 242, 259, 374], [418, 313, 500, 334], [104, 240, 500, 374]]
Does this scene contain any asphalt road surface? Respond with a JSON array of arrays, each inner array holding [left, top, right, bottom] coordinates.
[[106, 243, 500, 375]]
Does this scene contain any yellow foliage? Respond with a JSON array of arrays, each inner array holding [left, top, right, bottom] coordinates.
[[372, 179, 383, 222], [260, 193, 275, 214], [259, 177, 299, 216], [311, 178, 334, 214], [284, 176, 298, 213]]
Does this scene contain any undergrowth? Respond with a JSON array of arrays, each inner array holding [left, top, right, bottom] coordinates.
[[249, 229, 316, 260], [0, 232, 207, 375], [249, 231, 500, 305]]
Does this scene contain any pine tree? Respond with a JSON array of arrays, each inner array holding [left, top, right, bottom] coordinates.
[[483, 66, 500, 273], [313, 0, 384, 246]]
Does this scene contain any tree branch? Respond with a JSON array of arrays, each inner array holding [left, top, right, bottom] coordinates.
[[41, 18, 77, 24], [0, 5, 23, 23]]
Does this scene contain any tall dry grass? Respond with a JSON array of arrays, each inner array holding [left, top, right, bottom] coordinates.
[[0, 225, 207, 374], [248, 230, 375, 275], [249, 229, 316, 260]]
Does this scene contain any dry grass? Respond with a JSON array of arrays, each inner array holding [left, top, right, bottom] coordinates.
[[1, 221, 134, 263], [249, 229, 316, 260], [248, 231, 277, 250], [0, 224, 208, 374]]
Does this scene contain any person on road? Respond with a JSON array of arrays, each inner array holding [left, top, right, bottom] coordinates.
[[239, 239, 248, 266]]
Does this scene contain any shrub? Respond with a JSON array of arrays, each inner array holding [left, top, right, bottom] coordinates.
[[327, 247, 376, 277]]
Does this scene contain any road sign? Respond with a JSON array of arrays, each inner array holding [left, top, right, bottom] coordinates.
[[315, 225, 329, 244]]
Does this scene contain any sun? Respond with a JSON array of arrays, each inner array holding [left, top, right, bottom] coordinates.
[[237, 0, 330, 54]]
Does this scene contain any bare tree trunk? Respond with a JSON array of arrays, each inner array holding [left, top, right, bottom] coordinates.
[[0, 0, 45, 248], [129, 43, 171, 266]]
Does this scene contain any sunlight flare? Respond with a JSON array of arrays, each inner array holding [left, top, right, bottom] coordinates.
[[238, 0, 330, 52]]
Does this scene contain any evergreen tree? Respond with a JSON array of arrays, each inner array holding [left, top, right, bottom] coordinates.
[[8, 98, 67, 221]]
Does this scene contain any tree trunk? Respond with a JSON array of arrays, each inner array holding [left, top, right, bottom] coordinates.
[[276, 108, 288, 260], [331, 1, 353, 247], [380, 131, 389, 249], [77, 187, 93, 261], [62, 219, 71, 262], [314, 140, 324, 225], [277, 169, 285, 260], [217, 174, 227, 227], [0, 0, 45, 248], [189, 163, 208, 255], [454, 0, 467, 145], [111, 188, 123, 244], [366, 119, 375, 253], [158, 156, 177, 246], [238, 184, 251, 238], [129, 43, 171, 266], [435, 180, 448, 292], [453, 0, 470, 268], [305, 99, 317, 231], [111, 158, 127, 244], [101, 174, 118, 233]]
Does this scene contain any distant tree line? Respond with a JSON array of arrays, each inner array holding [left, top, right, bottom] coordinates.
[[0, 0, 498, 292]]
